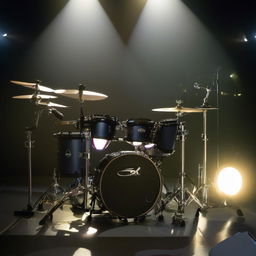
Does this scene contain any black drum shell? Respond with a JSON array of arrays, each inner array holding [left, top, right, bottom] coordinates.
[[97, 151, 162, 218], [90, 115, 118, 140], [124, 119, 155, 143], [154, 119, 178, 153], [54, 132, 85, 176]]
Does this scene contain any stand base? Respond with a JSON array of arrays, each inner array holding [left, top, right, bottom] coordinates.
[[14, 205, 34, 218], [198, 201, 244, 217], [172, 213, 186, 227]]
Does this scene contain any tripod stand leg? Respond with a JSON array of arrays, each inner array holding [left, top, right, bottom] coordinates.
[[39, 184, 86, 225], [86, 193, 97, 222], [33, 190, 52, 211], [185, 189, 204, 209], [39, 195, 67, 225]]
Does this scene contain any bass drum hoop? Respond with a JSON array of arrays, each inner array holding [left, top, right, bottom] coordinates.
[[98, 151, 162, 218]]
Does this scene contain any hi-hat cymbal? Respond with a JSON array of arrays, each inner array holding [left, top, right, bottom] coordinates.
[[10, 80, 55, 93], [54, 89, 108, 101], [152, 106, 204, 113], [12, 94, 57, 99], [55, 120, 77, 125], [38, 101, 68, 108]]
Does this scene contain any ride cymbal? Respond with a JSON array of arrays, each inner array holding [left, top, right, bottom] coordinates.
[[10, 80, 55, 93], [152, 106, 204, 113], [54, 89, 108, 101]]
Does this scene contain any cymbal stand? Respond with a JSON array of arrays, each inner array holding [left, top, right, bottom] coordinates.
[[157, 120, 204, 226], [78, 83, 91, 211], [14, 80, 65, 217], [82, 129, 91, 211], [38, 84, 92, 225], [14, 104, 45, 217], [186, 88, 212, 208]]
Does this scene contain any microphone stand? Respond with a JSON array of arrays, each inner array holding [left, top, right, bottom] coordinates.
[[184, 87, 212, 209], [199, 87, 211, 206], [216, 68, 220, 173]]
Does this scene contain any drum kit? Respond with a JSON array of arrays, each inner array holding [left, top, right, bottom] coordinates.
[[11, 80, 217, 227]]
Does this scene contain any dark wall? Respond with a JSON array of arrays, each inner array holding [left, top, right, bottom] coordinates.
[[0, 0, 255, 202]]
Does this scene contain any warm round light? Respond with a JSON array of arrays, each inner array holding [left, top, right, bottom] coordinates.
[[217, 167, 242, 196], [92, 138, 109, 150]]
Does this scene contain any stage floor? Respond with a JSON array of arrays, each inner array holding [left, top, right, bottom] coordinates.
[[1, 177, 256, 256]]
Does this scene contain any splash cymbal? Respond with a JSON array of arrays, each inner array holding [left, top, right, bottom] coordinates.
[[38, 101, 68, 108], [10, 80, 55, 93], [12, 94, 57, 99], [152, 106, 204, 113], [54, 89, 108, 101]]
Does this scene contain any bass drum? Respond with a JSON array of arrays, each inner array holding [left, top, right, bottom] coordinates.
[[97, 151, 162, 218]]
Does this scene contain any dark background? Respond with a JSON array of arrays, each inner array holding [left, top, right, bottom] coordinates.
[[0, 0, 255, 202]]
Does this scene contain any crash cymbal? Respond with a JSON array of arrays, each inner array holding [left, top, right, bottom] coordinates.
[[152, 106, 204, 113], [12, 94, 57, 99], [10, 80, 55, 93], [38, 101, 68, 108], [54, 89, 108, 101]]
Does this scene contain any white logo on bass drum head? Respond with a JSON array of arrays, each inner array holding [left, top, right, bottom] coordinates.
[[117, 167, 141, 177]]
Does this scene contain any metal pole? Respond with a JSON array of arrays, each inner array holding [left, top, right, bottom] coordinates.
[[215, 68, 220, 172], [202, 110, 208, 204], [83, 130, 91, 211], [26, 129, 33, 210], [181, 123, 185, 205]]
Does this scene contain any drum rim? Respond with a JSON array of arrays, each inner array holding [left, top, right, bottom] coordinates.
[[126, 118, 155, 125], [53, 132, 86, 138], [90, 114, 118, 123], [158, 118, 178, 124], [98, 151, 162, 218]]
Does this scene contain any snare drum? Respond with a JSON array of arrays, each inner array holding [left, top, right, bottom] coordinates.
[[153, 119, 178, 153], [96, 151, 162, 218], [124, 119, 155, 146], [54, 132, 85, 176], [90, 115, 118, 150]]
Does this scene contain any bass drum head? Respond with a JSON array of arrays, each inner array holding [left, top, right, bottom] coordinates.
[[98, 151, 162, 218]]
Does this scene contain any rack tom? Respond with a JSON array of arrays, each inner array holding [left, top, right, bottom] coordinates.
[[153, 119, 178, 153], [90, 115, 118, 150], [124, 118, 155, 146]]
